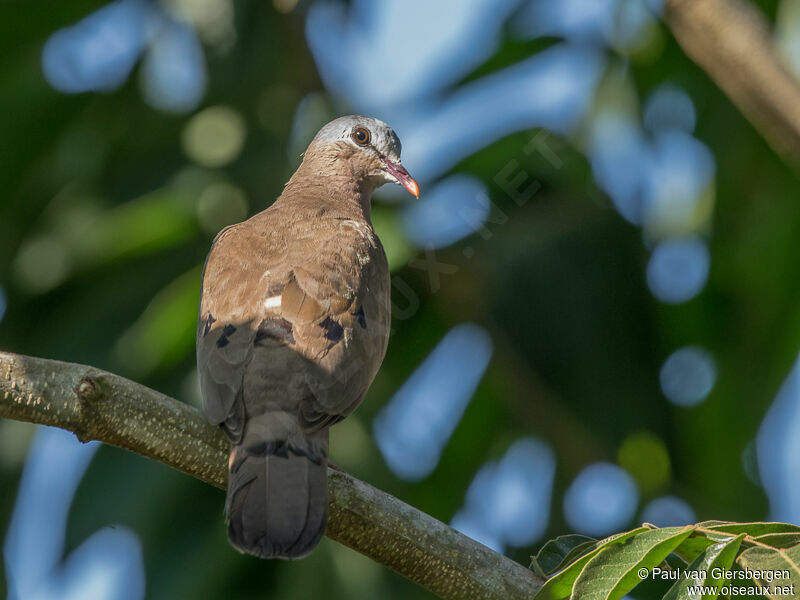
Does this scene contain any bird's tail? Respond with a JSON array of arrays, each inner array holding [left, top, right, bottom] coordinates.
[[225, 417, 329, 559]]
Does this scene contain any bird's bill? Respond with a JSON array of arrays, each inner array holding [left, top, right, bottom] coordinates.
[[381, 157, 420, 198]]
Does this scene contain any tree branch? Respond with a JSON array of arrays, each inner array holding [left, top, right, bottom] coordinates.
[[0, 351, 542, 600], [664, 0, 800, 166]]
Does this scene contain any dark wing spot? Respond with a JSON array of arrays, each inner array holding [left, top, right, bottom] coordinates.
[[254, 317, 295, 345], [351, 305, 367, 329], [265, 283, 284, 297], [320, 316, 344, 342], [203, 313, 217, 337], [216, 323, 237, 347]]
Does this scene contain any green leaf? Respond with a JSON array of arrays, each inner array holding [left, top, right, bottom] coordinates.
[[695, 520, 732, 528], [664, 533, 744, 600], [569, 525, 695, 600], [702, 521, 800, 536], [531, 534, 597, 577], [736, 543, 800, 600], [755, 533, 800, 549], [534, 527, 650, 600], [559, 540, 603, 570], [673, 530, 736, 564]]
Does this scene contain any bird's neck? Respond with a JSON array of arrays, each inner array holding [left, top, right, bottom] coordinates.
[[282, 154, 376, 223]]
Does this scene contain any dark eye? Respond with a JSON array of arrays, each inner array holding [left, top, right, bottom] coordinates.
[[351, 127, 371, 145]]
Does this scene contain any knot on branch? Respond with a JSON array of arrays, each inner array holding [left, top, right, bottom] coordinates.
[[76, 375, 101, 402], [73, 374, 103, 442]]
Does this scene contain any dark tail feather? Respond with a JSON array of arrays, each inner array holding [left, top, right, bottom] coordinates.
[[225, 441, 328, 559]]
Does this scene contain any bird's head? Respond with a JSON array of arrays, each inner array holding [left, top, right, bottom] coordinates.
[[310, 115, 419, 198]]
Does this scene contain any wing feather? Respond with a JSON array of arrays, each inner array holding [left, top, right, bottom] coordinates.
[[197, 209, 389, 438]]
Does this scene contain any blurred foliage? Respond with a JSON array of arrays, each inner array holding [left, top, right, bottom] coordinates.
[[2, 2, 800, 600]]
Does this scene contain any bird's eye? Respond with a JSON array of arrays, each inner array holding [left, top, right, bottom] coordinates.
[[351, 127, 371, 145]]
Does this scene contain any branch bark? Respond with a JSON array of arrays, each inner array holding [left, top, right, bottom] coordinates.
[[664, 0, 800, 166], [0, 351, 542, 600]]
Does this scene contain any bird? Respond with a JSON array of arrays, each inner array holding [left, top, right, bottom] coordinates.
[[196, 115, 419, 559]]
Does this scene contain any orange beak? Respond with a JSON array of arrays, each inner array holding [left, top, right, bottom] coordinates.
[[382, 157, 420, 198]]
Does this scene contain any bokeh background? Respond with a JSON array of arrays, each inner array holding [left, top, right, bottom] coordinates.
[[2, 0, 800, 598]]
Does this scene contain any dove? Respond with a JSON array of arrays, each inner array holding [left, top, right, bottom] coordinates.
[[197, 115, 418, 558]]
